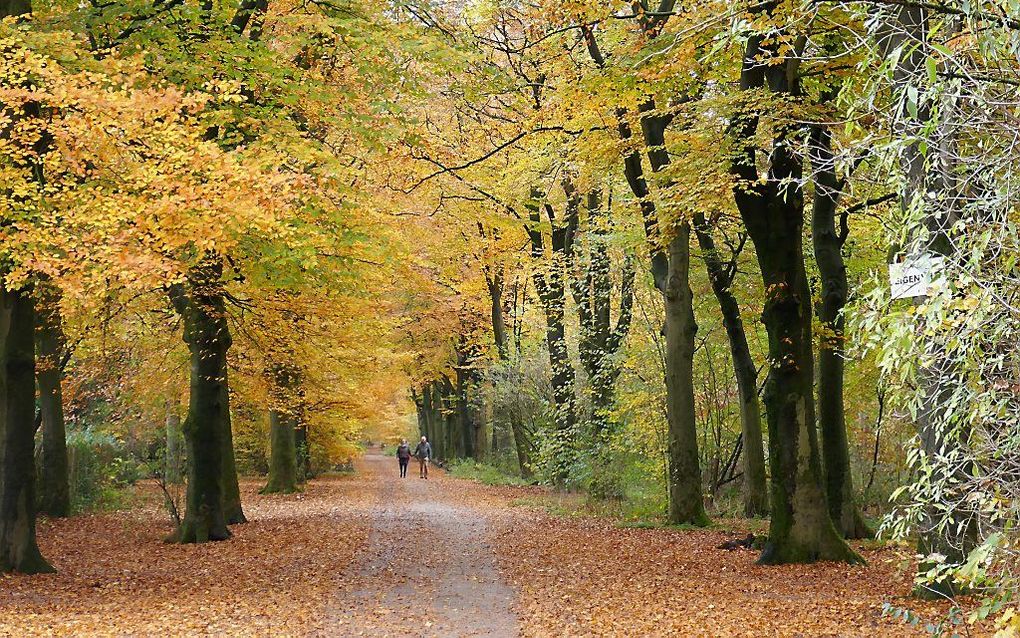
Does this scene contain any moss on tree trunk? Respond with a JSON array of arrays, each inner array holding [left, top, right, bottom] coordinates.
[[219, 375, 246, 525], [168, 259, 240, 543], [263, 410, 299, 494], [730, 28, 861, 565]]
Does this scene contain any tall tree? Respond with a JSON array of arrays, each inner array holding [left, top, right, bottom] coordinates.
[[564, 188, 635, 495], [566, 189, 635, 439], [526, 187, 578, 482], [0, 289, 54, 573], [168, 258, 238, 543], [262, 361, 301, 494], [454, 334, 480, 460], [581, 14, 710, 526], [729, 6, 860, 564], [809, 124, 872, 539], [691, 214, 768, 517], [0, 0, 55, 573], [482, 256, 532, 477], [165, 397, 184, 485], [878, 2, 976, 596]]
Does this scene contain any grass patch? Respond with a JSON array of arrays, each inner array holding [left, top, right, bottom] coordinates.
[[447, 460, 530, 487]]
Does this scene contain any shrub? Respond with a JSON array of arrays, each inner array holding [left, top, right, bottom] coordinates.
[[66, 430, 143, 513]]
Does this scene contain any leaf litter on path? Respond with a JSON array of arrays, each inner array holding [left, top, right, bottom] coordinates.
[[0, 465, 973, 637]]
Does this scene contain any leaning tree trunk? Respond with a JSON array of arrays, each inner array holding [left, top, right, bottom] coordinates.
[[262, 363, 300, 494], [0, 289, 54, 573], [810, 125, 871, 539], [169, 261, 238, 543], [35, 282, 70, 517], [692, 214, 769, 517], [731, 29, 860, 565]]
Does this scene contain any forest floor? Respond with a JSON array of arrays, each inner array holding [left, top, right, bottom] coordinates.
[[0, 454, 968, 637]]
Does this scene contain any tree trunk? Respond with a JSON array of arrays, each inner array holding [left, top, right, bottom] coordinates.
[[294, 422, 310, 480], [882, 5, 975, 596], [570, 192, 635, 438], [661, 228, 710, 525], [0, 288, 54, 573], [34, 283, 70, 518], [443, 379, 460, 459], [0, 0, 54, 574], [263, 410, 298, 493], [455, 338, 478, 460], [583, 25, 706, 521], [636, 107, 709, 525], [751, 209, 858, 563], [169, 260, 237, 543], [692, 214, 768, 517], [486, 271, 532, 477], [165, 398, 183, 484], [262, 363, 299, 494], [810, 125, 871, 539], [429, 380, 448, 461]]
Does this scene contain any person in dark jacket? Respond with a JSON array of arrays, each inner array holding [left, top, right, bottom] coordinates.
[[414, 436, 432, 479], [395, 439, 411, 478]]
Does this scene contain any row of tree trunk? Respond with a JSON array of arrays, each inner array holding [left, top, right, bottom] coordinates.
[[578, 1, 873, 562]]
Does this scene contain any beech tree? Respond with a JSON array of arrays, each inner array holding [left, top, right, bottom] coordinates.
[[728, 3, 860, 564]]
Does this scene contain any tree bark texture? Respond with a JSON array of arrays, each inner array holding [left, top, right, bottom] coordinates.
[[262, 362, 300, 494], [692, 214, 768, 517]]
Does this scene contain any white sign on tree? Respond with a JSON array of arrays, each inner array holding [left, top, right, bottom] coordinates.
[[889, 254, 944, 300]]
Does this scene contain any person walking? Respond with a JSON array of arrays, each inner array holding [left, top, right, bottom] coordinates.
[[395, 439, 411, 478], [414, 436, 432, 479]]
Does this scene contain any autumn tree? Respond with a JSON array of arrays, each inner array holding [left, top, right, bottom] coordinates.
[[727, 2, 859, 563], [0, 2, 56, 573]]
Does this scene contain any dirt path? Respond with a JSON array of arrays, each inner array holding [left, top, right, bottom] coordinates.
[[324, 453, 519, 637]]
